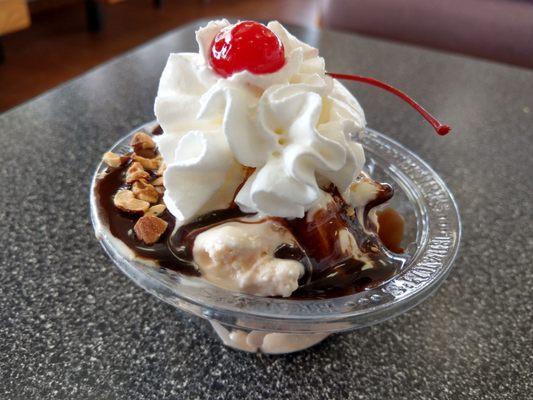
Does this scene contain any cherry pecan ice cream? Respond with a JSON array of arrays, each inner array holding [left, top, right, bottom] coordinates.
[[93, 20, 408, 299]]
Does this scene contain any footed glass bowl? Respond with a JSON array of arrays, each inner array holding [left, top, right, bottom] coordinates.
[[90, 121, 461, 354]]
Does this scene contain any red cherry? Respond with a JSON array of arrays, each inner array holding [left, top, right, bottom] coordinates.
[[328, 72, 451, 135], [209, 21, 285, 78]]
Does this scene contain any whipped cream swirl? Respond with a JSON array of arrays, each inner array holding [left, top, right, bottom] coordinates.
[[155, 19, 366, 221]]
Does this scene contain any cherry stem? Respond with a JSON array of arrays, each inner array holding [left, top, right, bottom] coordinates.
[[327, 72, 451, 136]]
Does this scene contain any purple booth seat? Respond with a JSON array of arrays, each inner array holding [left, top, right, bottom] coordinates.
[[319, 0, 533, 69]]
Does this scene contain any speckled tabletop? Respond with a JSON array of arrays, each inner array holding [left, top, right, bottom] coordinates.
[[1, 20, 532, 400]]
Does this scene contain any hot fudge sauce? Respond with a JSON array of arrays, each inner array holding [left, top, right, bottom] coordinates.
[[95, 157, 405, 299]]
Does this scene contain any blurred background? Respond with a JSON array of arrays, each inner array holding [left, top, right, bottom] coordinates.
[[1, 0, 532, 112]]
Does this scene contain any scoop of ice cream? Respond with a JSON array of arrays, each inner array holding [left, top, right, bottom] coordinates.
[[192, 220, 304, 297], [155, 19, 366, 221]]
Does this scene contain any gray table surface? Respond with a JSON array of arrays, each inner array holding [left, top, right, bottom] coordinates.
[[1, 20, 532, 400]]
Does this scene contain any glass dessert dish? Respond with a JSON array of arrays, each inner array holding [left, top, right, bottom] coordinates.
[[91, 19, 460, 354], [90, 121, 461, 354]]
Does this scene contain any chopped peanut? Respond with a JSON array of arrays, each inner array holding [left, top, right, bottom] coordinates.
[[134, 215, 168, 244], [130, 132, 155, 153], [132, 154, 161, 170], [102, 152, 127, 168], [155, 186, 165, 196], [132, 179, 159, 204], [156, 162, 166, 176], [126, 162, 150, 183], [151, 176, 164, 186], [146, 204, 166, 217], [113, 190, 150, 213]]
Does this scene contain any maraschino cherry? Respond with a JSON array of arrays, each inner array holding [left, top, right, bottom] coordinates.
[[209, 21, 285, 78], [208, 22, 450, 135]]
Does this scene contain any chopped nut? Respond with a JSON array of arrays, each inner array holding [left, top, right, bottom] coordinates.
[[102, 152, 127, 168], [155, 186, 165, 196], [135, 149, 157, 158], [130, 132, 155, 153], [126, 162, 150, 183], [146, 204, 166, 217], [113, 190, 150, 213], [134, 215, 168, 244], [132, 179, 159, 203], [156, 162, 166, 176], [151, 176, 164, 186], [132, 154, 161, 170], [346, 207, 355, 217]]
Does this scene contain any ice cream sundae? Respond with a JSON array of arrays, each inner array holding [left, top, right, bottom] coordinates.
[[93, 20, 450, 301]]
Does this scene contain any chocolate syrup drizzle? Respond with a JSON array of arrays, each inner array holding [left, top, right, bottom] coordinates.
[[95, 160, 404, 299], [278, 185, 399, 298]]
